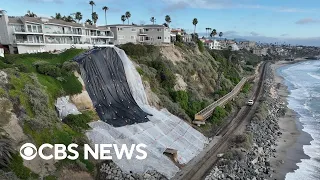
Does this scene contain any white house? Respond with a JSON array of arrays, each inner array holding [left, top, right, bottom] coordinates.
[[229, 43, 239, 51], [202, 39, 221, 50], [0, 13, 114, 54]]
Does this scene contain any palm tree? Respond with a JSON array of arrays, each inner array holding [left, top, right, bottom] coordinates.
[[75, 12, 82, 23], [125, 11, 131, 25], [102, 6, 109, 25], [65, 15, 75, 22], [92, 12, 98, 24], [121, 15, 126, 24], [25, 10, 37, 17], [52, 13, 62, 19], [210, 29, 217, 38], [150, 17, 156, 25], [89, 1, 95, 21], [165, 15, 171, 27], [0, 9, 6, 14], [192, 18, 198, 34], [219, 32, 223, 39], [86, 19, 93, 25]]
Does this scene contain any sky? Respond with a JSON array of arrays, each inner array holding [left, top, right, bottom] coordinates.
[[2, 0, 320, 46]]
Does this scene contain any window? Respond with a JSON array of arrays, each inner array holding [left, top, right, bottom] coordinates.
[[157, 36, 162, 40], [32, 26, 37, 33], [118, 28, 123, 31], [131, 36, 135, 39], [145, 29, 149, 32], [145, 37, 150, 40], [132, 28, 136, 32], [157, 29, 162, 32], [27, 36, 33, 43], [27, 25, 32, 32]]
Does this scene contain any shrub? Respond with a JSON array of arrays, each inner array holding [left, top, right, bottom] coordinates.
[[241, 82, 251, 94], [8, 153, 39, 179], [120, 43, 148, 57], [210, 106, 227, 124], [224, 149, 245, 161], [61, 74, 83, 95], [176, 34, 182, 42], [62, 61, 79, 73], [3, 55, 16, 64], [159, 94, 191, 121], [0, 87, 6, 97], [23, 83, 49, 115], [15, 64, 29, 73], [63, 113, 92, 132], [197, 40, 204, 52], [149, 60, 176, 89], [232, 133, 252, 149], [225, 103, 232, 112], [34, 62, 61, 77], [170, 90, 189, 110], [136, 67, 144, 75], [0, 138, 14, 168]]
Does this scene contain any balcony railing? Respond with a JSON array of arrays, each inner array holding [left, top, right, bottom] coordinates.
[[14, 28, 43, 33], [15, 40, 44, 44]]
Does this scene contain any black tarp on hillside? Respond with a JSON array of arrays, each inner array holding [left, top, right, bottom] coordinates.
[[74, 47, 151, 127]]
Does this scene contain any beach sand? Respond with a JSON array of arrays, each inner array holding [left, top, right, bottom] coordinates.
[[270, 61, 313, 180]]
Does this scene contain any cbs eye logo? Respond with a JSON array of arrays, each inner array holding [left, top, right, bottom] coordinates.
[[20, 143, 38, 160]]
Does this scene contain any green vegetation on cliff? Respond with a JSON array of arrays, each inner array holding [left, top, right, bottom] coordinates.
[[121, 43, 260, 127], [0, 44, 261, 178], [0, 49, 96, 179]]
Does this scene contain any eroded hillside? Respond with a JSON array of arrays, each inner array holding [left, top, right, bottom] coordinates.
[[120, 43, 260, 129], [0, 43, 261, 179]]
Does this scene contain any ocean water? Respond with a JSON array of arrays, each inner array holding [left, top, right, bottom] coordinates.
[[277, 60, 320, 180]]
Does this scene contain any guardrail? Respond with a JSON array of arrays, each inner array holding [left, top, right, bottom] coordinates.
[[194, 75, 255, 124]]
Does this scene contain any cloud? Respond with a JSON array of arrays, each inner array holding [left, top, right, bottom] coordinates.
[[250, 31, 259, 36], [296, 18, 320, 25], [281, 33, 289, 37], [26, 0, 63, 4], [223, 30, 238, 36], [223, 33, 320, 46], [160, 0, 316, 13], [162, 1, 189, 12]]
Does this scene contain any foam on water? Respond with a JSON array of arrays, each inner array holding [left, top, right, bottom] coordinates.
[[277, 60, 320, 180]]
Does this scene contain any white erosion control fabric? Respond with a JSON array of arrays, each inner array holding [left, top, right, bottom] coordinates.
[[86, 47, 209, 179], [55, 96, 81, 119]]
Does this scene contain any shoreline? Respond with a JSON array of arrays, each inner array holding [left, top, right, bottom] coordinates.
[[270, 60, 313, 180]]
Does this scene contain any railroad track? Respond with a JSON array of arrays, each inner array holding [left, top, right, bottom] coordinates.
[[173, 62, 268, 180]]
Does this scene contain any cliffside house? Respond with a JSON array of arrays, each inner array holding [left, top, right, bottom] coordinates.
[[0, 13, 114, 54], [107, 24, 171, 45]]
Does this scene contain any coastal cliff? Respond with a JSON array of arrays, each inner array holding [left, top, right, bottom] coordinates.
[[0, 43, 261, 179]]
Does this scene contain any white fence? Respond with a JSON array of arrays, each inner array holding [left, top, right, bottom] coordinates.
[[16, 44, 114, 54]]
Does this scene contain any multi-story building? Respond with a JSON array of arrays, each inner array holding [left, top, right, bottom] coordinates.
[[0, 14, 114, 54], [107, 24, 171, 45], [238, 41, 256, 50], [170, 28, 192, 42], [253, 48, 268, 56], [201, 39, 221, 50]]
